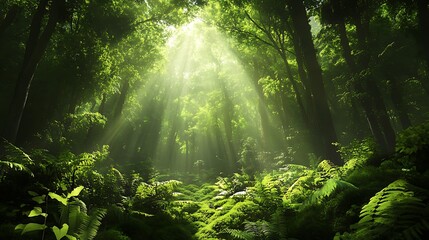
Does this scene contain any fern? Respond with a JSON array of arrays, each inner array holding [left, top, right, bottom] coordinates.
[[0, 160, 33, 176], [225, 228, 254, 240], [310, 179, 358, 203], [1, 140, 34, 178], [225, 221, 272, 240], [343, 179, 429, 239], [77, 208, 107, 240]]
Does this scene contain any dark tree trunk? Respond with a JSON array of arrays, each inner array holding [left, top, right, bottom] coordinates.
[[282, 52, 309, 129], [388, 74, 411, 129], [270, 37, 309, 131], [287, 0, 341, 164], [337, 21, 391, 152], [2, 0, 60, 143], [416, 0, 429, 95], [220, 81, 236, 164], [417, 0, 429, 71], [354, 16, 396, 154]]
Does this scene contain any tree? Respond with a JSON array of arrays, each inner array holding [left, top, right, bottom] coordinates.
[[2, 0, 69, 143], [286, 0, 341, 164], [320, 0, 396, 154]]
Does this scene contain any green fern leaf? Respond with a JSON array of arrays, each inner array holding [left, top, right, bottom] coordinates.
[[311, 178, 357, 203], [77, 208, 106, 240], [225, 228, 254, 240], [347, 179, 429, 239]]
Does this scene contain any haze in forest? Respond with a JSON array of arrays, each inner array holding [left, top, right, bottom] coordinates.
[[1, 0, 429, 239]]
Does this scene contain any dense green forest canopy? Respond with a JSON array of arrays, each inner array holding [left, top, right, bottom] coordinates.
[[1, 0, 429, 239]]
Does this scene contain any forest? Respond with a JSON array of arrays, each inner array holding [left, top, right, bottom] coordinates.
[[1, 0, 429, 239]]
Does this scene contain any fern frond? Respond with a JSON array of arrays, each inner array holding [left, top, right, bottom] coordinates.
[[77, 208, 106, 240], [66, 200, 87, 234], [225, 228, 254, 240], [244, 220, 272, 238], [0, 160, 34, 176], [1, 140, 34, 177], [3, 139, 33, 164], [349, 179, 429, 239], [310, 179, 357, 203]]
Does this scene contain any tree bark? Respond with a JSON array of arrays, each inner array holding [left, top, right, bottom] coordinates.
[[388, 74, 411, 129], [416, 0, 429, 95], [337, 21, 390, 152], [417, 0, 429, 71], [354, 15, 396, 154], [287, 0, 341, 164], [2, 0, 60, 143]]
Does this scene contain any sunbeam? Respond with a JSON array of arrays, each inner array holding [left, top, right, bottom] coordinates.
[[147, 17, 262, 175]]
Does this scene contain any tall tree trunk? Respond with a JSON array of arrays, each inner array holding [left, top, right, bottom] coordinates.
[[337, 21, 390, 152], [417, 0, 429, 71], [354, 16, 396, 154], [220, 81, 236, 164], [388, 74, 411, 129], [416, 0, 429, 95], [270, 38, 309, 130], [2, 0, 60, 143], [287, 0, 341, 164]]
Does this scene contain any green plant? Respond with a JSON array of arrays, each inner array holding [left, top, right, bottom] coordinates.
[[0, 140, 34, 181], [396, 122, 429, 155], [225, 220, 272, 240], [132, 180, 182, 214], [15, 186, 106, 240], [238, 137, 259, 177], [337, 179, 429, 239], [215, 173, 251, 196], [310, 178, 358, 204]]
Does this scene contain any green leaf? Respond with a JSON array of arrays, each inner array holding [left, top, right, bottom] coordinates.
[[66, 235, 77, 240], [32, 195, 46, 204], [28, 191, 38, 197], [67, 186, 84, 199], [15, 224, 25, 231], [49, 192, 68, 206], [15, 223, 47, 235], [28, 207, 47, 217], [52, 224, 69, 240]]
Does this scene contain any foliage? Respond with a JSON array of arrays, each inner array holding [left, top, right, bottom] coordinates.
[[2, 0, 429, 239], [15, 186, 106, 240], [337, 179, 429, 239], [132, 180, 182, 214], [238, 137, 259, 177], [0, 140, 34, 179], [310, 178, 358, 204], [225, 220, 272, 240], [215, 173, 251, 197], [396, 121, 429, 155]]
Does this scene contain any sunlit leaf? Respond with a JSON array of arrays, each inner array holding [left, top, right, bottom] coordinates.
[[28, 207, 47, 218], [15, 223, 47, 235], [67, 186, 84, 198], [52, 224, 69, 240], [49, 192, 68, 205], [65, 235, 77, 240]]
